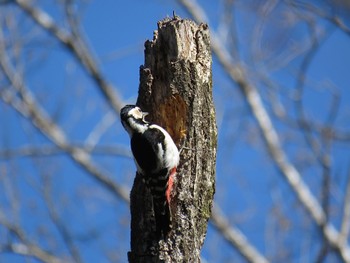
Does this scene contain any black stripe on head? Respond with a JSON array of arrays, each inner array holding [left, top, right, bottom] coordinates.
[[120, 105, 136, 122]]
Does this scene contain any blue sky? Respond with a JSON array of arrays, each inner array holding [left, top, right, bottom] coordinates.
[[1, 1, 350, 262]]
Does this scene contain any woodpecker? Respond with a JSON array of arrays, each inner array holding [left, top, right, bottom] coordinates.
[[120, 105, 180, 238]]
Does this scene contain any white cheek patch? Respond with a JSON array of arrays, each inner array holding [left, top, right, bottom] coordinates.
[[129, 108, 143, 119]]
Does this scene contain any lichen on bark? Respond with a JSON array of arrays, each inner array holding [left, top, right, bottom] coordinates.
[[128, 16, 217, 263]]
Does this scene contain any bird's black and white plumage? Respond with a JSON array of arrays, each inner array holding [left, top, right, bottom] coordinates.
[[120, 105, 180, 237]]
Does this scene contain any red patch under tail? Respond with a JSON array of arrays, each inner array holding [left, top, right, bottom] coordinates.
[[166, 167, 176, 204]]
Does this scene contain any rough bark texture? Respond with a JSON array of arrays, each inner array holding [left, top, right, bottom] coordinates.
[[128, 16, 217, 263]]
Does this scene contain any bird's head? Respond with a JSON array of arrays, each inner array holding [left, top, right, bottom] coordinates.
[[120, 105, 149, 135]]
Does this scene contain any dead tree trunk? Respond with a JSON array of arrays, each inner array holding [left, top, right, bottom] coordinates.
[[128, 16, 217, 263]]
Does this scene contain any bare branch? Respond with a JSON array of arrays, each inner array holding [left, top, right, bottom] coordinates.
[[177, 0, 350, 261], [0, 214, 64, 263], [0, 32, 129, 203], [287, 0, 350, 37], [211, 205, 269, 263], [0, 144, 132, 159], [13, 0, 123, 113]]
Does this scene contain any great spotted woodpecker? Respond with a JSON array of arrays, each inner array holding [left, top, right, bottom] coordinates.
[[120, 105, 180, 237]]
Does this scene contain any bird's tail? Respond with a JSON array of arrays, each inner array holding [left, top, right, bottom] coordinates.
[[153, 195, 172, 238], [147, 168, 174, 238]]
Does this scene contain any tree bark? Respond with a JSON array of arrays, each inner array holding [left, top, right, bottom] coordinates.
[[128, 16, 217, 263]]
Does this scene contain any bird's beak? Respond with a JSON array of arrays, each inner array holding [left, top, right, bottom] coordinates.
[[142, 112, 149, 123]]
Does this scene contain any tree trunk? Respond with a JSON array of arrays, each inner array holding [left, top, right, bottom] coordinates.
[[128, 16, 217, 263]]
